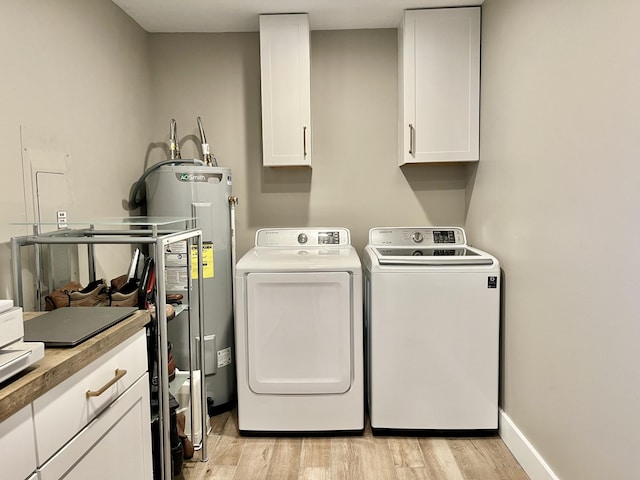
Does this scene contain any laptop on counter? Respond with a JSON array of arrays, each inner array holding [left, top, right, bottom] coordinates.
[[23, 307, 138, 347]]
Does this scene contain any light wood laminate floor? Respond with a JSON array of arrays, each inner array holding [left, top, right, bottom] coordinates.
[[179, 410, 529, 480]]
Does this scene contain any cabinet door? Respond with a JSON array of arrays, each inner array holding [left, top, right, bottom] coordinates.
[[38, 374, 152, 480], [260, 14, 311, 167], [399, 7, 480, 165]]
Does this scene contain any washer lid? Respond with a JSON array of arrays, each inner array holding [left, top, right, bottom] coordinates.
[[368, 227, 495, 266], [372, 246, 494, 265]]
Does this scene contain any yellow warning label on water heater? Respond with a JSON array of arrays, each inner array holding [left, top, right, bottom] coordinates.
[[191, 242, 214, 279]]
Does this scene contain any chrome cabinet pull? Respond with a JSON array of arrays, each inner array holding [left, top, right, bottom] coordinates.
[[409, 124, 415, 156], [303, 126, 308, 157], [86, 369, 127, 398]]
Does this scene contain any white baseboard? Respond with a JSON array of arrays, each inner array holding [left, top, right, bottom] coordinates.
[[499, 409, 560, 480]]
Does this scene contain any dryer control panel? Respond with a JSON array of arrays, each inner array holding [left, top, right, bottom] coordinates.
[[256, 228, 351, 247], [369, 227, 466, 247]]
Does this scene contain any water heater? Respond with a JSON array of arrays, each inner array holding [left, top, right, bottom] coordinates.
[[145, 164, 235, 413]]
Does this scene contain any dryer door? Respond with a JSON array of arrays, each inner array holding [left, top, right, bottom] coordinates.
[[246, 271, 352, 394]]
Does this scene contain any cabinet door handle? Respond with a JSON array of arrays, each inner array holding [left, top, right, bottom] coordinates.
[[303, 126, 307, 157], [86, 369, 127, 398], [409, 124, 415, 156]]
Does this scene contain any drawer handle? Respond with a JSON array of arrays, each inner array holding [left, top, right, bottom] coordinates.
[[86, 369, 127, 398]]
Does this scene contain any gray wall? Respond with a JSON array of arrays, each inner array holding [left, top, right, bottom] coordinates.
[[147, 30, 468, 257], [0, 0, 152, 307], [467, 0, 640, 478], [4, 2, 637, 478]]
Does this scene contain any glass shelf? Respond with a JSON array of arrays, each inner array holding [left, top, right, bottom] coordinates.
[[10, 216, 194, 227]]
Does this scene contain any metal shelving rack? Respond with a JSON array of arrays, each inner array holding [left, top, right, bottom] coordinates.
[[10, 216, 207, 480]]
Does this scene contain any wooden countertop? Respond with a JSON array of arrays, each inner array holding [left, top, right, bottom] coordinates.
[[0, 309, 150, 423]]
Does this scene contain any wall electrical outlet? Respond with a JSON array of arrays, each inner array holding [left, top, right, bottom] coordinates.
[[57, 210, 67, 229]]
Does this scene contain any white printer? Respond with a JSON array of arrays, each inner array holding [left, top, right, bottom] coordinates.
[[0, 300, 44, 384]]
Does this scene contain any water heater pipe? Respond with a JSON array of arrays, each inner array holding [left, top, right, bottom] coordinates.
[[229, 196, 238, 289], [197, 116, 218, 167], [169, 118, 181, 160]]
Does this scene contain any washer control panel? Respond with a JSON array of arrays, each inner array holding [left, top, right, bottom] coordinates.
[[369, 227, 466, 247], [256, 228, 351, 247]]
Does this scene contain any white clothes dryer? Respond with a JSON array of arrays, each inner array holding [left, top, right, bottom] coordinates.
[[363, 226, 500, 431], [234, 228, 363, 433]]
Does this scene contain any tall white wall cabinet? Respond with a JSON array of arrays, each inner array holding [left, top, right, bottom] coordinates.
[[259, 14, 312, 167], [399, 7, 481, 165]]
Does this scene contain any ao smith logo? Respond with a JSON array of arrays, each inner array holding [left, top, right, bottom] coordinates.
[[178, 173, 207, 182], [175, 173, 222, 183]]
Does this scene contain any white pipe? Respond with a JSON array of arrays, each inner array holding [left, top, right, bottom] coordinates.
[[229, 196, 238, 282]]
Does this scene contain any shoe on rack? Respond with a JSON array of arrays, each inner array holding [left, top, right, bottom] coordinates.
[[176, 413, 195, 460], [110, 274, 129, 292], [148, 304, 176, 321], [68, 279, 109, 307], [45, 281, 84, 310], [110, 278, 140, 307], [166, 293, 183, 304]]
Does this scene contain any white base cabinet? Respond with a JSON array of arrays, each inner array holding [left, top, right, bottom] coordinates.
[[38, 374, 152, 480], [260, 13, 312, 167], [0, 328, 152, 480], [34, 329, 152, 480], [0, 406, 37, 480], [399, 7, 481, 165]]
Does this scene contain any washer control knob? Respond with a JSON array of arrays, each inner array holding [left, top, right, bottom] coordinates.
[[411, 232, 424, 243], [297, 233, 308, 244]]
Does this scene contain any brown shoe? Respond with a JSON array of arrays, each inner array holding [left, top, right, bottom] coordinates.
[[176, 413, 194, 460], [110, 279, 140, 307], [45, 281, 84, 310], [68, 280, 109, 307], [110, 274, 129, 292], [166, 293, 183, 304], [149, 304, 176, 321]]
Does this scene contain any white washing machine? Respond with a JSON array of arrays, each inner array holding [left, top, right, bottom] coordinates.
[[363, 226, 500, 431], [234, 228, 363, 433]]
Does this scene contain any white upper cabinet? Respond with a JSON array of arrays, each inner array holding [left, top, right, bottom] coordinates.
[[260, 14, 311, 167], [399, 7, 481, 165]]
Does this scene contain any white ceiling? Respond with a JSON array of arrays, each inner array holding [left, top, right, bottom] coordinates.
[[112, 0, 483, 33]]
